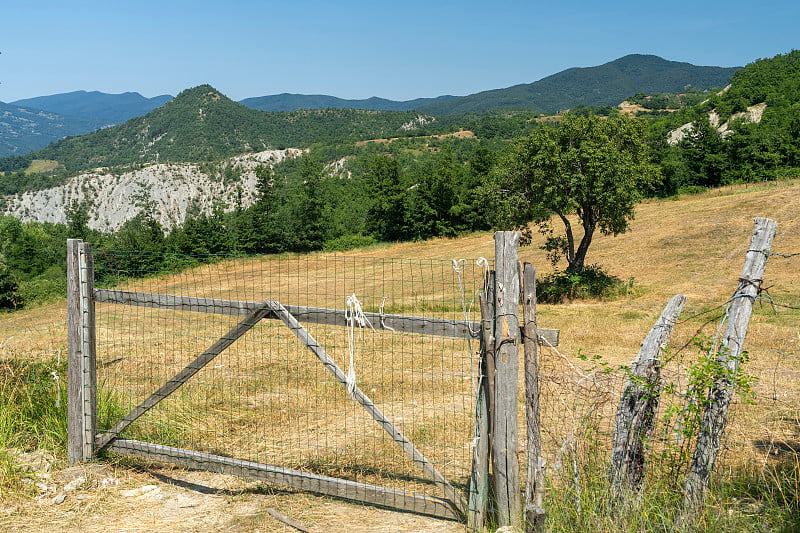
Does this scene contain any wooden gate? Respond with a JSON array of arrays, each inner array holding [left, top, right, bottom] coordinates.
[[66, 238, 558, 527]]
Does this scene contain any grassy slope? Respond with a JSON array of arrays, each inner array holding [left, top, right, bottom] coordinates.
[[4, 179, 799, 370], [2, 181, 798, 531]]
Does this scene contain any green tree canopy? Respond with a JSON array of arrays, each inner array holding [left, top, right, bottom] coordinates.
[[490, 114, 659, 272]]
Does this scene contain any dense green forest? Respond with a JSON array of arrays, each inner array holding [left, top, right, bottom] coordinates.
[[0, 51, 798, 309]]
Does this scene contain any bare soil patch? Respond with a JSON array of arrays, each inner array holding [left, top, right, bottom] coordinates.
[[355, 130, 476, 147], [2, 460, 462, 532]]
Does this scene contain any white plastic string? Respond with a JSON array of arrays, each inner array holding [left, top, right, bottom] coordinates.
[[451, 259, 470, 327], [345, 294, 372, 400], [51, 370, 61, 408], [48, 350, 63, 408], [379, 297, 395, 331], [475, 257, 489, 282]]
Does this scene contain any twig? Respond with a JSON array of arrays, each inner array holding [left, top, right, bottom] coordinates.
[[266, 508, 311, 533]]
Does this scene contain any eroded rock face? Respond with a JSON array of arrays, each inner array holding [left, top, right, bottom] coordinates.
[[3, 148, 305, 232], [667, 102, 767, 145]]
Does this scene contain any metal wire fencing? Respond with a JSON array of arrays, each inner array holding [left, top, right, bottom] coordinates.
[[529, 244, 800, 527], [89, 251, 487, 519]]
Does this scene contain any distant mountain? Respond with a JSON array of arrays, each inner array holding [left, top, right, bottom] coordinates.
[[240, 93, 457, 112], [0, 101, 103, 157], [1, 85, 435, 175], [0, 54, 742, 158], [11, 90, 173, 124], [415, 54, 741, 115]]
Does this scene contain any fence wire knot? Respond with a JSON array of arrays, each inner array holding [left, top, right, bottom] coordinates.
[[738, 277, 763, 291]]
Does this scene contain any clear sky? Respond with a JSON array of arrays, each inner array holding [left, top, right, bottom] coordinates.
[[2, 0, 798, 103]]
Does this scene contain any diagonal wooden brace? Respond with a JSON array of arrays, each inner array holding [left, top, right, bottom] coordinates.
[[267, 299, 468, 519], [95, 302, 273, 451]]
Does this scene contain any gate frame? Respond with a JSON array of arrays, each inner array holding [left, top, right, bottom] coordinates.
[[67, 235, 558, 527]]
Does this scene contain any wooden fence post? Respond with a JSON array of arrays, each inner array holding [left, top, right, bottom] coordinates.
[[610, 294, 686, 496], [493, 231, 522, 529], [522, 263, 545, 533], [682, 217, 777, 516], [468, 272, 494, 531], [67, 239, 97, 463]]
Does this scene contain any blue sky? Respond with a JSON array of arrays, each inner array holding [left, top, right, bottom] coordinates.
[[2, 0, 798, 103]]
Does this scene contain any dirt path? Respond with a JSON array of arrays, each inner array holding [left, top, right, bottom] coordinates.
[[1, 458, 464, 532]]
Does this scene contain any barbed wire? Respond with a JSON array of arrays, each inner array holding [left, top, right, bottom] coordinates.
[[770, 251, 800, 258], [744, 339, 800, 360]]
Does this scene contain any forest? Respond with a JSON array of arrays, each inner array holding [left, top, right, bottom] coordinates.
[[0, 50, 798, 309]]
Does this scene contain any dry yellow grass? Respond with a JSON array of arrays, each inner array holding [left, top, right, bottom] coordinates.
[[2, 180, 799, 531], [25, 160, 59, 174]]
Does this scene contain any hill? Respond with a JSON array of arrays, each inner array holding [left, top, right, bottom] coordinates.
[[0, 85, 436, 175], [0, 54, 740, 158], [415, 54, 740, 115], [240, 93, 457, 112], [0, 101, 103, 157], [648, 49, 800, 190], [11, 90, 173, 124]]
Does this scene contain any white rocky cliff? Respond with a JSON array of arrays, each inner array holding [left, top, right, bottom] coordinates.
[[2, 148, 305, 232]]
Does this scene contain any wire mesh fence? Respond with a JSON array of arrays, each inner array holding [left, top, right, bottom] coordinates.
[[90, 250, 487, 519], [69, 235, 798, 528], [529, 246, 800, 527]]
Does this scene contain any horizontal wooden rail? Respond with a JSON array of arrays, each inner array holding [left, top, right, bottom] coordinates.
[[107, 438, 461, 521], [95, 289, 559, 346]]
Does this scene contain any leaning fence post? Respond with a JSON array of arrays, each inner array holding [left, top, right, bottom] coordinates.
[[522, 263, 545, 533], [67, 239, 97, 463], [682, 217, 777, 517], [610, 294, 686, 496], [492, 231, 522, 529]]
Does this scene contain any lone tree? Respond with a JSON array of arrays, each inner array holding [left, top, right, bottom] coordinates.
[[490, 114, 659, 273]]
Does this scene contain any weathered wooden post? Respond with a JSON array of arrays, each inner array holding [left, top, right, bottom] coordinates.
[[468, 272, 494, 531], [493, 231, 522, 528], [610, 294, 686, 496], [67, 239, 97, 463], [682, 217, 777, 516], [522, 263, 545, 533]]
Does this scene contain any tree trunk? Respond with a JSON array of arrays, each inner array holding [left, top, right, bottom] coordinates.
[[566, 220, 595, 273], [557, 213, 576, 267]]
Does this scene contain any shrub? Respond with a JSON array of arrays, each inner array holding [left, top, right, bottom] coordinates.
[[16, 266, 67, 306], [676, 185, 708, 196], [537, 265, 631, 303], [0, 263, 22, 309], [322, 234, 377, 252]]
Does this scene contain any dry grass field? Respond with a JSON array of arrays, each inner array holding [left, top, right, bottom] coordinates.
[[1, 180, 799, 532]]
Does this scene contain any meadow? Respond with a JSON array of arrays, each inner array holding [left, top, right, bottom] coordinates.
[[1, 180, 798, 532]]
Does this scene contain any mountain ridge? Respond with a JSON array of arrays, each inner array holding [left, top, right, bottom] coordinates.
[[415, 54, 740, 115], [11, 90, 173, 124], [0, 54, 741, 157], [0, 85, 435, 175], [240, 93, 458, 112], [0, 101, 103, 157]]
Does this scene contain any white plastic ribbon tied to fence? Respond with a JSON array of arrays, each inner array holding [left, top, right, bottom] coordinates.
[[345, 294, 372, 400]]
